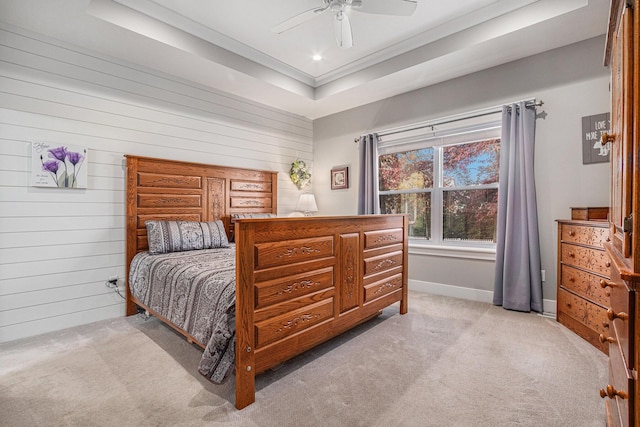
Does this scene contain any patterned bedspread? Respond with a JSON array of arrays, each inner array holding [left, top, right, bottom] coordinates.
[[129, 246, 237, 383]]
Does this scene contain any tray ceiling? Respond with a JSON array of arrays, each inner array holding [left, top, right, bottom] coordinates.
[[1, 0, 608, 119]]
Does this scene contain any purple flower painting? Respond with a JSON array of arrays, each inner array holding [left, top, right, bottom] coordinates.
[[31, 143, 88, 188]]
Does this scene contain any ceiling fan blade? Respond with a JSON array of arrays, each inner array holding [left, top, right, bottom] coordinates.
[[272, 5, 329, 34], [352, 0, 417, 16], [334, 10, 353, 49]]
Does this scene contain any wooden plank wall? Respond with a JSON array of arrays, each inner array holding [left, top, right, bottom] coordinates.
[[0, 23, 313, 343]]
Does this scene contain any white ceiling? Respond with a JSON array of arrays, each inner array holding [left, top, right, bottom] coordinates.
[[1, 0, 609, 119]]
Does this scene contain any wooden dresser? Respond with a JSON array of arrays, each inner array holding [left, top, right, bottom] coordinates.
[[556, 216, 611, 354], [601, 1, 640, 425]]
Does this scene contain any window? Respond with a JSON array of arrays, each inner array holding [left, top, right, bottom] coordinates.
[[378, 121, 500, 247]]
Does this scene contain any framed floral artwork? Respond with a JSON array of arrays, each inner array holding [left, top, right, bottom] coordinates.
[[31, 143, 88, 188], [331, 167, 348, 190]]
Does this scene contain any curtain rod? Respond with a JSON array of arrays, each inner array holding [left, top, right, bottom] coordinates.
[[353, 99, 543, 143]]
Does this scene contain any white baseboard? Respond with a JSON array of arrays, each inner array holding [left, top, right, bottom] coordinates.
[[409, 279, 556, 317], [540, 299, 556, 318], [409, 279, 494, 303]]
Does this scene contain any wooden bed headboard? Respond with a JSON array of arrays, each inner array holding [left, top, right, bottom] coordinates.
[[125, 155, 278, 312]]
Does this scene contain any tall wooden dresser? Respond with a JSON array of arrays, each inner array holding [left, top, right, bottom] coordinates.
[[556, 211, 611, 354], [601, 1, 640, 425]]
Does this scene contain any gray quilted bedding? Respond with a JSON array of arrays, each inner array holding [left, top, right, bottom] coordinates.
[[128, 246, 237, 383]]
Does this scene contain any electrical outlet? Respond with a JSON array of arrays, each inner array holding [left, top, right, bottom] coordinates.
[[541, 270, 546, 282], [108, 275, 118, 283]]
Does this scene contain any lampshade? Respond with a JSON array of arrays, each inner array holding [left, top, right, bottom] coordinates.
[[296, 193, 318, 215]]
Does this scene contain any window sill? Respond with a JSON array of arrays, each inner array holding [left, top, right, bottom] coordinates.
[[408, 243, 496, 261]]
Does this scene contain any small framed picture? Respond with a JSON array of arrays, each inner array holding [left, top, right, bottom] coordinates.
[[331, 167, 349, 190]]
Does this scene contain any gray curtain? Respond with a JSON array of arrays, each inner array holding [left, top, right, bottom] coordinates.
[[358, 133, 380, 215], [493, 102, 543, 312]]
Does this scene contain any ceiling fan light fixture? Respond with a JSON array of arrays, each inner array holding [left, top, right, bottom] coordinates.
[[273, 0, 416, 48], [330, 1, 343, 13], [334, 10, 353, 49]]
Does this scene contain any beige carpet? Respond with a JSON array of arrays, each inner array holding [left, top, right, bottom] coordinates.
[[1, 292, 607, 426]]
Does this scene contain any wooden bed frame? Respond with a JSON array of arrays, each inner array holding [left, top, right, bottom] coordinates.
[[125, 155, 408, 409]]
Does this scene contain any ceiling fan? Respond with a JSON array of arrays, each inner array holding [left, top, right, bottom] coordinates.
[[272, 0, 418, 49]]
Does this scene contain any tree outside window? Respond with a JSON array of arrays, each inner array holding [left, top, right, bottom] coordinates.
[[379, 148, 433, 239], [378, 137, 500, 245]]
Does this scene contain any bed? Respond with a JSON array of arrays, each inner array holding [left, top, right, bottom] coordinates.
[[125, 155, 408, 409]]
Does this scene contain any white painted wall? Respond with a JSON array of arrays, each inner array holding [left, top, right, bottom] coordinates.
[[314, 36, 611, 313], [0, 23, 611, 342], [0, 24, 312, 343]]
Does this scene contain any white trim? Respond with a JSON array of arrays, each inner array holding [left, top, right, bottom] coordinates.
[[409, 244, 496, 261], [410, 279, 494, 303], [409, 279, 556, 317], [540, 299, 557, 319]]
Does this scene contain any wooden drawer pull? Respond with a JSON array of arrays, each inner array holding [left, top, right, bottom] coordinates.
[[607, 308, 629, 322], [599, 279, 614, 289], [600, 385, 627, 400], [605, 261, 611, 268], [568, 230, 575, 236], [568, 252, 575, 258], [598, 334, 616, 344], [602, 321, 610, 329]]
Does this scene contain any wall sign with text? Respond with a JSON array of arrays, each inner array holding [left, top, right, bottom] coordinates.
[[582, 112, 610, 164]]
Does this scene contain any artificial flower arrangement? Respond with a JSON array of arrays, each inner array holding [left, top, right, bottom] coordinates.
[[289, 159, 311, 190]]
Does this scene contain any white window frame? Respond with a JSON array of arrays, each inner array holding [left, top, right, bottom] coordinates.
[[377, 118, 501, 256]]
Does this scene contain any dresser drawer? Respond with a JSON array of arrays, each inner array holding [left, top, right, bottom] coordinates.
[[364, 251, 403, 276], [560, 223, 608, 247], [560, 243, 611, 276], [254, 267, 334, 309], [364, 228, 404, 249], [254, 299, 333, 347], [557, 288, 609, 351], [364, 273, 403, 303], [560, 264, 610, 307], [603, 346, 632, 427], [608, 269, 633, 368]]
